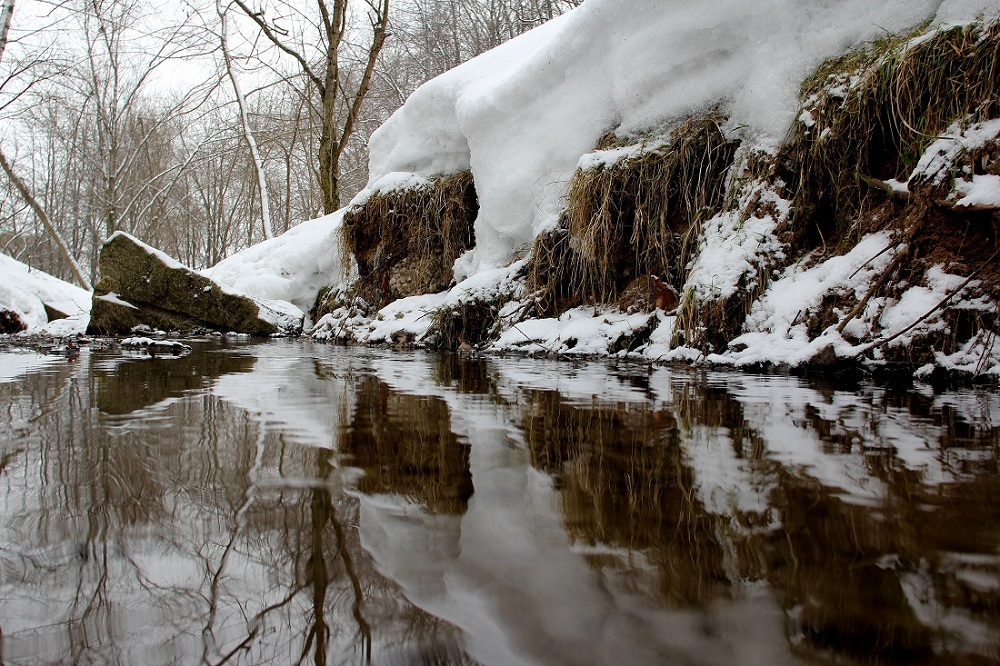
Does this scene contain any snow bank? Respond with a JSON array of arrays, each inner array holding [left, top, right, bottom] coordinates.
[[367, 0, 992, 278], [0, 252, 91, 335], [204, 211, 347, 316]]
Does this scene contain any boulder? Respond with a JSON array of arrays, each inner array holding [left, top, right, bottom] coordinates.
[[0, 309, 27, 334], [87, 232, 302, 336]]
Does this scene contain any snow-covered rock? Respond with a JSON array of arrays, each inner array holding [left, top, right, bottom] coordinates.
[[89, 232, 302, 336]]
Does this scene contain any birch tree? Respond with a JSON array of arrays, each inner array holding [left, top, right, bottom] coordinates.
[[218, 0, 273, 240]]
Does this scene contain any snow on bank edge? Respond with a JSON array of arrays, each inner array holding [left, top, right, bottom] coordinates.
[[0, 253, 91, 335]]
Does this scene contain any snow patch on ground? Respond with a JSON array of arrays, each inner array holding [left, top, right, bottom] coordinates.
[[909, 119, 1000, 186], [686, 151, 790, 303], [491, 306, 653, 357], [205, 211, 348, 318], [953, 175, 1000, 209], [312, 261, 526, 345], [0, 252, 91, 335], [722, 233, 898, 367]]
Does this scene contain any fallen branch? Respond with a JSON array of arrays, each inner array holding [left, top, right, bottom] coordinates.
[[837, 251, 905, 335], [935, 198, 1000, 213], [858, 173, 911, 203], [863, 247, 1000, 352]]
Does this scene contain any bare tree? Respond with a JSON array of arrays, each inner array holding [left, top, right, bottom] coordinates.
[[0, 0, 92, 288], [0, 147, 92, 288], [232, 0, 390, 214]]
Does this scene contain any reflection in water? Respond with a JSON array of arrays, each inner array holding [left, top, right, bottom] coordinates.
[[343, 376, 473, 514], [0, 342, 998, 664]]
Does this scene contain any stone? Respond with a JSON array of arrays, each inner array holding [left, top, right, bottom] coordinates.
[[0, 309, 27, 334], [87, 232, 302, 336]]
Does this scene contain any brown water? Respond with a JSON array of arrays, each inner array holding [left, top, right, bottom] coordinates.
[[0, 339, 998, 665]]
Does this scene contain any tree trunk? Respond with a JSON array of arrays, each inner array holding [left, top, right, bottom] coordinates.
[[218, 3, 274, 239], [0, 148, 93, 290]]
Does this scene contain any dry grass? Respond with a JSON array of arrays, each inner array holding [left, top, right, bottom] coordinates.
[[342, 171, 477, 307], [785, 21, 1000, 253], [529, 113, 735, 316], [679, 21, 1000, 358]]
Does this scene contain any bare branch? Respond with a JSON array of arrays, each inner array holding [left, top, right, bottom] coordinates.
[[230, 0, 324, 93]]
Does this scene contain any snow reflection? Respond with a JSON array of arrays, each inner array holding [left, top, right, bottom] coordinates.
[[0, 341, 997, 664]]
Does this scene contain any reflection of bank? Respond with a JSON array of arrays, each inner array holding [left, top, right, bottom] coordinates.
[[95, 342, 256, 415], [354, 356, 1000, 665], [354, 355, 797, 666], [341, 376, 473, 514]]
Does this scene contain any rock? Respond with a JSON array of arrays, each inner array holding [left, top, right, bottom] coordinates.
[[43, 303, 69, 322], [0, 309, 27, 334], [618, 275, 680, 313], [87, 232, 303, 336], [810, 344, 839, 368]]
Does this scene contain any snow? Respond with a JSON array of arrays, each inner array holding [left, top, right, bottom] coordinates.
[[312, 260, 526, 345], [953, 174, 1000, 209], [120, 337, 192, 354], [576, 143, 650, 171], [723, 233, 898, 366], [204, 211, 348, 318], [685, 162, 789, 303], [347, 172, 431, 208], [491, 306, 652, 356], [367, 0, 986, 279], [909, 119, 1000, 187], [0, 252, 91, 335], [96, 292, 138, 309]]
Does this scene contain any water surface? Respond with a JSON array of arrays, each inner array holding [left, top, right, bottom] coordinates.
[[0, 340, 998, 665]]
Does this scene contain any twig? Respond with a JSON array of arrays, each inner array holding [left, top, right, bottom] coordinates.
[[863, 247, 1000, 352], [837, 251, 905, 335], [858, 172, 911, 203]]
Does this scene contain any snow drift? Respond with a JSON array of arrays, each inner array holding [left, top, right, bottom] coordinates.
[[366, 0, 994, 278], [0, 252, 90, 335]]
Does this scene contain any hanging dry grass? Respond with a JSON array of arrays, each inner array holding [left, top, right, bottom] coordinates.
[[785, 21, 1000, 253], [529, 113, 736, 317], [342, 171, 478, 307]]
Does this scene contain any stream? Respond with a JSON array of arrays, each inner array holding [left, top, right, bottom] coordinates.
[[0, 339, 998, 665]]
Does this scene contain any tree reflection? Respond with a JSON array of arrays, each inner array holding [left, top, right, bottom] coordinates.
[[0, 346, 474, 665]]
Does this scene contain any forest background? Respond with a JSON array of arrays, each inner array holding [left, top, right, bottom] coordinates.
[[0, 0, 580, 287]]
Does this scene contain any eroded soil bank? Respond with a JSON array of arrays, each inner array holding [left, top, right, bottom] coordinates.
[[315, 20, 1000, 383]]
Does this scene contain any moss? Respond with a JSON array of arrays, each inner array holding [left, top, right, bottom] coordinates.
[[342, 171, 478, 307], [88, 233, 280, 336]]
